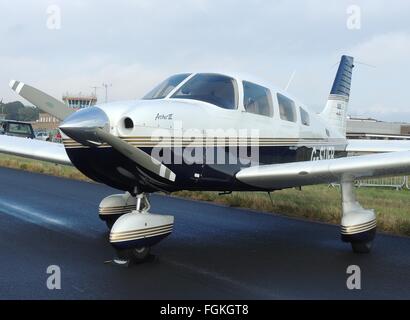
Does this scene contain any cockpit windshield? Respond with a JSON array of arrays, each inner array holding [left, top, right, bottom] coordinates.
[[171, 73, 238, 109], [143, 73, 191, 100]]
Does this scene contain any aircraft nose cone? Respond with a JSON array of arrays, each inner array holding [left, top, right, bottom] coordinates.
[[59, 107, 110, 146]]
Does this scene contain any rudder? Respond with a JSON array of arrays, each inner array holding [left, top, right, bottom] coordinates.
[[320, 55, 354, 136]]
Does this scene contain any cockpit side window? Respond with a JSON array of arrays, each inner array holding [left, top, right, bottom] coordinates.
[[143, 73, 191, 100], [171, 73, 238, 109], [243, 81, 273, 117]]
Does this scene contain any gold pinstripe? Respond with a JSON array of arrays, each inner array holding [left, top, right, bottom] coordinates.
[[341, 220, 377, 235], [63, 137, 347, 149], [112, 223, 173, 236], [110, 227, 173, 241], [99, 205, 136, 213], [110, 230, 172, 243], [110, 224, 173, 242]]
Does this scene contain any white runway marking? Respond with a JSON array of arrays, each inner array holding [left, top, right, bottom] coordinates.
[[0, 199, 99, 239]]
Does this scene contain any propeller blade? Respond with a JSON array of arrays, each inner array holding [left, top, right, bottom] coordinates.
[[95, 128, 176, 182], [9, 80, 74, 120]]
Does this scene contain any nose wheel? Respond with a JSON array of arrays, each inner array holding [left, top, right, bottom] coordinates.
[[105, 216, 117, 229], [116, 247, 151, 262], [351, 241, 372, 254]]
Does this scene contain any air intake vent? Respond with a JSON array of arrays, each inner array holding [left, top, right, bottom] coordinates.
[[124, 117, 134, 129]]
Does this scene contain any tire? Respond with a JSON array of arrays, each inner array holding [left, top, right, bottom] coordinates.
[[351, 241, 372, 254], [104, 216, 118, 229], [117, 247, 151, 262]]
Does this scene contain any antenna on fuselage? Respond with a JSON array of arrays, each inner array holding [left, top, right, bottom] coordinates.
[[284, 70, 296, 91]]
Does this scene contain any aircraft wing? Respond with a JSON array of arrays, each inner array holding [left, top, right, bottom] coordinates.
[[0, 135, 72, 166], [236, 151, 410, 190], [346, 139, 410, 153]]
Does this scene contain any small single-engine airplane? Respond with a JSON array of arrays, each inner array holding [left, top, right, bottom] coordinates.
[[3, 55, 410, 262]]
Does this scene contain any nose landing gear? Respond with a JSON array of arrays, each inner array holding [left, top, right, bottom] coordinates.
[[109, 193, 174, 264]]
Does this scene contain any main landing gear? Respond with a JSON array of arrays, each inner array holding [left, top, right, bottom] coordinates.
[[340, 180, 376, 254], [99, 192, 137, 229], [99, 192, 174, 263], [99, 179, 376, 263]]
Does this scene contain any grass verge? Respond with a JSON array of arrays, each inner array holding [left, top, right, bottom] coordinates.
[[0, 153, 90, 181]]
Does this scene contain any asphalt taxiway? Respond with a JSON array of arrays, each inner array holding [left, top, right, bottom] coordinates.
[[0, 167, 409, 299]]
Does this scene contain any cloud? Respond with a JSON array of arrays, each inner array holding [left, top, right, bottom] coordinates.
[[349, 32, 410, 65], [2, 56, 172, 102], [0, 0, 409, 122], [339, 32, 410, 120]]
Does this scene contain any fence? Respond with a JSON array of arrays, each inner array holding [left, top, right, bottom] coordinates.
[[357, 176, 409, 190], [330, 176, 410, 190]]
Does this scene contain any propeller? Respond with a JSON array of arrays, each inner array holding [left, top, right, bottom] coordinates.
[[9, 80, 74, 120], [95, 128, 176, 182], [8, 80, 177, 183]]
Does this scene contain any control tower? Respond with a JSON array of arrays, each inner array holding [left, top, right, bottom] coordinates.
[[62, 93, 97, 110]]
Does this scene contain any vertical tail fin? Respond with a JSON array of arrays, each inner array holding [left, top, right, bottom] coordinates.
[[320, 55, 354, 136]]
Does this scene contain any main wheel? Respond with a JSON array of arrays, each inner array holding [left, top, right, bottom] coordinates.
[[116, 247, 151, 262], [351, 241, 372, 254], [104, 216, 118, 229]]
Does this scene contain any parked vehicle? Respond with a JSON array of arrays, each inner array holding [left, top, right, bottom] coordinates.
[[35, 131, 50, 141], [0, 120, 35, 139]]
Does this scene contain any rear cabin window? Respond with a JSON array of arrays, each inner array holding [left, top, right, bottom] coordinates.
[[243, 81, 273, 117], [300, 107, 310, 126], [277, 93, 297, 122]]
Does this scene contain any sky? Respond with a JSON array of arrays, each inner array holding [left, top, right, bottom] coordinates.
[[0, 0, 409, 122]]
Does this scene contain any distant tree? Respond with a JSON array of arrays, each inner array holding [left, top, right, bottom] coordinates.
[[18, 106, 39, 121], [3, 101, 39, 121]]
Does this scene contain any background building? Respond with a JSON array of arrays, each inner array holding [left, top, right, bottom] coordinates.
[[62, 93, 97, 109], [347, 116, 410, 140], [346, 116, 410, 189], [32, 112, 60, 131], [32, 92, 97, 131]]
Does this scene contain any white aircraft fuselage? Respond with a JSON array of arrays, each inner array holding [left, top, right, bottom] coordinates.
[[61, 72, 347, 193]]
